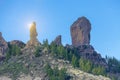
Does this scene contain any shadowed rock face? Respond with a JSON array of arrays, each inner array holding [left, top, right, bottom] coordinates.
[[0, 32, 8, 57], [8, 40, 25, 48], [71, 17, 91, 47]]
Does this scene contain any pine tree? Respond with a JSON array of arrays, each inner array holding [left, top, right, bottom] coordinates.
[[72, 54, 77, 67]]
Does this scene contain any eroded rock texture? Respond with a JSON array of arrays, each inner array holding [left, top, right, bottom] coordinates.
[[53, 35, 62, 46], [26, 22, 40, 47], [70, 16, 91, 47], [0, 32, 8, 58], [70, 17, 108, 68], [8, 40, 25, 48], [30, 22, 38, 41], [22, 22, 41, 54]]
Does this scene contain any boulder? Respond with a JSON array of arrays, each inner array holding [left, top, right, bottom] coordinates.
[[0, 32, 8, 58], [70, 16, 91, 47], [52, 35, 62, 46]]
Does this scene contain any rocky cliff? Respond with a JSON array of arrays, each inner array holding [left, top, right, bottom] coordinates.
[[0, 32, 8, 59], [70, 17, 107, 68]]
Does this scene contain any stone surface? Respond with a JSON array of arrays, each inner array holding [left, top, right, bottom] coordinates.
[[52, 35, 62, 46], [27, 22, 40, 47], [70, 17, 107, 68], [77, 45, 108, 68], [0, 32, 8, 58], [67, 66, 111, 80], [22, 22, 41, 54], [26, 39, 41, 47], [8, 40, 25, 48], [0, 76, 11, 80], [70, 16, 91, 47], [30, 22, 38, 41]]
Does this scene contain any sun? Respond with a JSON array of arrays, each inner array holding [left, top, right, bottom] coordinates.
[[27, 23, 32, 29]]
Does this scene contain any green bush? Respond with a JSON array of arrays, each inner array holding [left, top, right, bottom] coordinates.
[[43, 39, 49, 49], [6, 44, 21, 60], [79, 57, 106, 75], [72, 54, 78, 67], [106, 56, 120, 73], [0, 62, 29, 80], [44, 64, 67, 80], [92, 65, 106, 75], [34, 46, 41, 57], [48, 41, 107, 76], [79, 57, 92, 72]]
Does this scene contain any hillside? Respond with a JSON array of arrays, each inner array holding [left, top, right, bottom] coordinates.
[[0, 17, 120, 80], [0, 44, 110, 80]]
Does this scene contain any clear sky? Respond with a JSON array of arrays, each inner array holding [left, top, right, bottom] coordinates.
[[0, 0, 120, 59]]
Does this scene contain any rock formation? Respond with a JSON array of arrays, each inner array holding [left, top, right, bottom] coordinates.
[[30, 22, 38, 41], [22, 22, 41, 54], [70, 16, 91, 47], [0, 32, 8, 58], [52, 35, 62, 46], [26, 22, 41, 47], [77, 45, 107, 67], [8, 40, 25, 48], [70, 17, 108, 68]]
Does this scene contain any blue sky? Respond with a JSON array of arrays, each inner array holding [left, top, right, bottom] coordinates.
[[0, 0, 120, 59]]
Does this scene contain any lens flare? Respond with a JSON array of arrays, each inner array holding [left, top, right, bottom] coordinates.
[[27, 23, 32, 29]]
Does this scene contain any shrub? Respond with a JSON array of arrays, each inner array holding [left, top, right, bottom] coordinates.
[[0, 62, 29, 80], [92, 65, 106, 75], [44, 64, 67, 80], [34, 46, 41, 57], [6, 44, 21, 60]]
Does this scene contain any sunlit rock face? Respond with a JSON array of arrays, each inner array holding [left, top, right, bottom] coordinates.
[[30, 22, 38, 41], [70, 16, 91, 47], [24, 22, 40, 48], [0, 32, 8, 58]]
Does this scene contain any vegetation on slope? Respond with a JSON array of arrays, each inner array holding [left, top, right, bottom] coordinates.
[[44, 63, 68, 80], [0, 40, 120, 80], [42, 40, 106, 76]]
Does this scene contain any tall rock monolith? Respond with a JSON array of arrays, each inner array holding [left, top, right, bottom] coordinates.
[[70, 16, 91, 47]]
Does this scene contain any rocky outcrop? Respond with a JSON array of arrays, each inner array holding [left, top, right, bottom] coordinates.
[[76, 45, 108, 68], [70, 17, 107, 68], [0, 32, 8, 58], [70, 16, 91, 47], [26, 22, 41, 47], [52, 35, 62, 46], [22, 22, 41, 54], [8, 40, 25, 48]]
